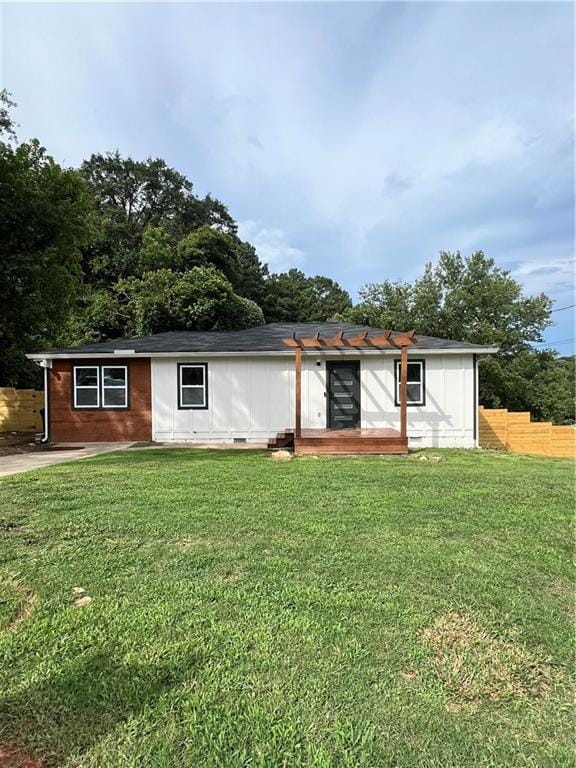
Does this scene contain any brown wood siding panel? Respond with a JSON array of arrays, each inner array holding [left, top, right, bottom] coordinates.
[[50, 358, 152, 442]]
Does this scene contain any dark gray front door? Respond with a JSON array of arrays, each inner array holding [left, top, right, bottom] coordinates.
[[326, 361, 360, 429]]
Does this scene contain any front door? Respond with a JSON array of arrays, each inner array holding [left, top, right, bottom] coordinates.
[[326, 361, 360, 429]]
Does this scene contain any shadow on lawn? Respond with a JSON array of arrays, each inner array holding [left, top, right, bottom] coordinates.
[[0, 646, 202, 766]]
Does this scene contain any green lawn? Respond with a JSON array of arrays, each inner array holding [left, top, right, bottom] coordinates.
[[0, 448, 573, 767]]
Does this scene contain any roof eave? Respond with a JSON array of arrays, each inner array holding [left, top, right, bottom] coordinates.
[[27, 346, 499, 360]]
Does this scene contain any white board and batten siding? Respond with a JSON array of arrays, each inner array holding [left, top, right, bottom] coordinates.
[[151, 354, 476, 447]]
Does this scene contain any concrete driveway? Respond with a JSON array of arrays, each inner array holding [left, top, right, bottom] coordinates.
[[0, 443, 136, 478]]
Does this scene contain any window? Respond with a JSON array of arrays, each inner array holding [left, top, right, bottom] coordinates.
[[73, 365, 129, 410], [102, 366, 128, 408], [178, 363, 208, 409], [394, 359, 425, 406], [74, 366, 100, 408]]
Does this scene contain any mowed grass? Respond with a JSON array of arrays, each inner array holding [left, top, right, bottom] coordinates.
[[0, 448, 573, 768]]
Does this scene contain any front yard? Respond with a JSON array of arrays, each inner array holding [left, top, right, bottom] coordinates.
[[0, 449, 573, 767]]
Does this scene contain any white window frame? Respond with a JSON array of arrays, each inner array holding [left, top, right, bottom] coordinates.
[[73, 366, 100, 409], [395, 359, 425, 407], [178, 363, 208, 410], [102, 366, 128, 409]]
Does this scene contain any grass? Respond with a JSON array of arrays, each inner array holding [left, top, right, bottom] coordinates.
[[0, 447, 573, 767]]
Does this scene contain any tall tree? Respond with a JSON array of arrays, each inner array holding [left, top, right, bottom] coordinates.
[[0, 140, 94, 385], [351, 251, 551, 352], [79, 152, 236, 284], [61, 267, 264, 344], [349, 251, 567, 418], [0, 89, 17, 141], [263, 269, 352, 323]]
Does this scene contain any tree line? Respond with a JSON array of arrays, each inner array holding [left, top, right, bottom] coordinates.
[[1, 91, 573, 423]]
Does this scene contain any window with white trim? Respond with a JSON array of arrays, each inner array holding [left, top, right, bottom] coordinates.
[[74, 366, 100, 408], [73, 365, 129, 409], [178, 363, 208, 409], [102, 366, 128, 408], [394, 359, 425, 406]]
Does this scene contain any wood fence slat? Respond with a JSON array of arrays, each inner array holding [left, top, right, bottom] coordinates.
[[0, 389, 44, 432], [479, 408, 574, 458]]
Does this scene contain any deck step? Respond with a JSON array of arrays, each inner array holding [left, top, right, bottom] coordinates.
[[267, 430, 295, 450]]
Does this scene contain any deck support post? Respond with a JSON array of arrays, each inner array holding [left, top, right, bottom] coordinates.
[[400, 344, 408, 441], [295, 346, 302, 440]]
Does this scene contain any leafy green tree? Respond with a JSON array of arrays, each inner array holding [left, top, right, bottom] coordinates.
[[0, 89, 17, 140], [65, 268, 264, 341], [116, 267, 264, 336], [234, 241, 269, 306], [137, 226, 175, 274], [0, 139, 94, 386], [80, 152, 236, 284], [348, 251, 566, 418], [263, 269, 352, 323], [480, 351, 575, 424], [176, 227, 240, 286], [351, 251, 551, 352]]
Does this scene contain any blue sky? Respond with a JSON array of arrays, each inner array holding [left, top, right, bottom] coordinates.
[[2, 1, 574, 352]]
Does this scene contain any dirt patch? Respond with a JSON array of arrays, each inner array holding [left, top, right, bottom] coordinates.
[[0, 577, 36, 632], [0, 747, 42, 768], [0, 433, 39, 456], [420, 611, 556, 708], [0, 433, 84, 456]]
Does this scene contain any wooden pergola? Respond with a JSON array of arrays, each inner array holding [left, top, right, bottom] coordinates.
[[282, 329, 418, 442]]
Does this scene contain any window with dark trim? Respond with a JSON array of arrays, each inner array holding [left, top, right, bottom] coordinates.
[[178, 363, 208, 410], [73, 365, 129, 410], [394, 359, 426, 406]]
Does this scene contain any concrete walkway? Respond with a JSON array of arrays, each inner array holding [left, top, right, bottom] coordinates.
[[0, 443, 136, 478]]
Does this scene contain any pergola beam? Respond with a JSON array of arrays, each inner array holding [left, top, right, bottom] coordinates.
[[295, 346, 302, 439], [282, 331, 417, 349], [400, 344, 408, 440], [287, 330, 416, 446]]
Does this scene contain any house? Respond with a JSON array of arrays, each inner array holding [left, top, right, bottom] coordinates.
[[27, 323, 498, 454]]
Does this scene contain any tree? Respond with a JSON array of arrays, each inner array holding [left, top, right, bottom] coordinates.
[[0, 139, 94, 386], [137, 226, 175, 275], [480, 351, 575, 424], [349, 251, 561, 416], [79, 152, 236, 284], [0, 89, 17, 141], [176, 227, 240, 286], [263, 269, 352, 323], [234, 241, 269, 306], [351, 251, 551, 352], [63, 267, 265, 342]]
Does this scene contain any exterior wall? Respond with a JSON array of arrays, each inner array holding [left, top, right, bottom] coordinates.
[[50, 358, 152, 442], [152, 353, 476, 447], [152, 356, 294, 443]]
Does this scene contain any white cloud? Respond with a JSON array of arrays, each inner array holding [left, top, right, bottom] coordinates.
[[3, 1, 573, 302], [509, 252, 575, 300], [238, 221, 305, 273]]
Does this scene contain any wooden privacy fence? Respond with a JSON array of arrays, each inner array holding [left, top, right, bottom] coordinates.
[[0, 388, 44, 432], [479, 406, 575, 458]]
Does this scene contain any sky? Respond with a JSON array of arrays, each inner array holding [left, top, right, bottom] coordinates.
[[2, 1, 574, 352]]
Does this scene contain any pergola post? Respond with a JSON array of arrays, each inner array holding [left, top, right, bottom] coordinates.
[[400, 344, 408, 441], [295, 345, 302, 439]]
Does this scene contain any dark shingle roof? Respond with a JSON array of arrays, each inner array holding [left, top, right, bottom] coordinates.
[[32, 323, 498, 356]]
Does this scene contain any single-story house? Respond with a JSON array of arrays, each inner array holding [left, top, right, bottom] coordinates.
[[27, 323, 497, 454]]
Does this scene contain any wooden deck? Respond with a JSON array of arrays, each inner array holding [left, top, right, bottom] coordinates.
[[285, 428, 408, 455]]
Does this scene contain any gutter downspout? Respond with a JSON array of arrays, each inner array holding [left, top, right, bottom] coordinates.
[[39, 359, 52, 444], [473, 354, 478, 447]]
